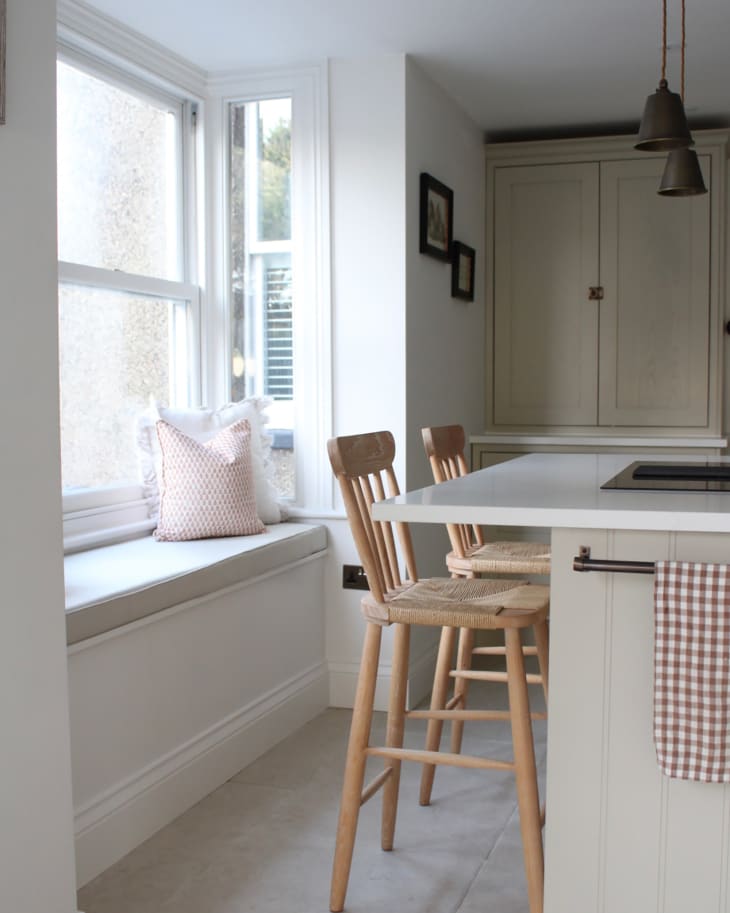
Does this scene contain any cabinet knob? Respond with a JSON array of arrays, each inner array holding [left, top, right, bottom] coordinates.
[[588, 286, 604, 300]]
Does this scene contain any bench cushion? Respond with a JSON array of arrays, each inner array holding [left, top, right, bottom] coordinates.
[[65, 522, 327, 645]]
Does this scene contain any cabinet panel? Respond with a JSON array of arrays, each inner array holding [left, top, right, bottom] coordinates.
[[493, 163, 600, 426], [487, 132, 725, 436], [472, 449, 519, 470], [546, 528, 730, 913], [599, 157, 711, 427]]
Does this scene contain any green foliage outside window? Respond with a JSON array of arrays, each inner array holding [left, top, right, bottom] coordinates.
[[259, 117, 291, 242]]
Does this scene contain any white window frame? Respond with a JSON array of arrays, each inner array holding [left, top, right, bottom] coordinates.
[[207, 66, 332, 512], [56, 8, 332, 550], [57, 39, 205, 550]]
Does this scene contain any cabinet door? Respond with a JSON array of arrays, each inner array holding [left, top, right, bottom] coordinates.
[[493, 163, 600, 426], [599, 157, 711, 427], [471, 448, 520, 470]]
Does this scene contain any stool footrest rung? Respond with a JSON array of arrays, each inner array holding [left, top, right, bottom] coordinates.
[[445, 693, 464, 710], [365, 746, 514, 772], [359, 766, 393, 806], [472, 645, 537, 656], [408, 708, 512, 721], [450, 669, 543, 685], [408, 708, 547, 722]]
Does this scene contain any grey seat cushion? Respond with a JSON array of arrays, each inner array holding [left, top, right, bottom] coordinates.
[[65, 523, 327, 645]]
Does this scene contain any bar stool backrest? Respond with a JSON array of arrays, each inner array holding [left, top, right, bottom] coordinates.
[[421, 424, 484, 559], [328, 430, 419, 604]]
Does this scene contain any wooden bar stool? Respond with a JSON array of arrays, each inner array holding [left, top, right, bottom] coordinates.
[[420, 424, 551, 804], [328, 430, 549, 913]]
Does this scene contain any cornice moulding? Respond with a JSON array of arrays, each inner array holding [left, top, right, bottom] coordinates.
[[57, 0, 207, 98]]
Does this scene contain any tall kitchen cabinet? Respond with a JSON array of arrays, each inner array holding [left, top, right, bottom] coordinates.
[[486, 132, 728, 435]]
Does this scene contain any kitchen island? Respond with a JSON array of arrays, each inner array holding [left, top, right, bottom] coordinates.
[[373, 453, 730, 913]]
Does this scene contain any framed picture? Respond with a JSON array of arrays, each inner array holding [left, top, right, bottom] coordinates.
[[451, 241, 475, 301], [419, 172, 453, 261]]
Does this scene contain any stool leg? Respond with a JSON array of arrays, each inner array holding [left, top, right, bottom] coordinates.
[[419, 625, 457, 806], [534, 620, 549, 705], [450, 626, 475, 754], [505, 627, 544, 913], [330, 622, 382, 913], [382, 622, 410, 850]]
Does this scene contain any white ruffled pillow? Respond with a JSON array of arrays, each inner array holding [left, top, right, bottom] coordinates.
[[155, 419, 266, 542], [136, 397, 283, 525]]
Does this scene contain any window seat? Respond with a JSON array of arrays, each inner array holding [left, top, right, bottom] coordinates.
[[64, 522, 327, 645]]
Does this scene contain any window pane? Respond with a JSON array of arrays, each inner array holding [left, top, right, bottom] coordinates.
[[257, 99, 291, 242], [263, 265, 293, 399], [59, 284, 189, 489], [57, 59, 181, 279], [229, 98, 294, 499]]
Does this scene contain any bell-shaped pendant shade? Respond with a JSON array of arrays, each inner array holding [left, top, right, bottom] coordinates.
[[658, 147, 707, 196], [635, 79, 692, 151]]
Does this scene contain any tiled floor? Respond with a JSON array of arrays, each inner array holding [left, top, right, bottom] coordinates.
[[78, 681, 547, 913]]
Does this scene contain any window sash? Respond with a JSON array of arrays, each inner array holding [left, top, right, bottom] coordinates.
[[58, 266, 202, 515], [56, 52, 187, 283], [56, 42, 203, 540], [217, 71, 331, 509]]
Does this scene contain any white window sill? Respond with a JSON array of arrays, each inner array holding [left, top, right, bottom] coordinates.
[[63, 484, 153, 554]]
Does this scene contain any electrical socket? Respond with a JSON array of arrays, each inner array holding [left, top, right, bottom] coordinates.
[[342, 564, 369, 590]]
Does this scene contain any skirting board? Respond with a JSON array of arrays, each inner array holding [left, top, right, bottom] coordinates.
[[74, 662, 329, 887], [328, 641, 439, 711]]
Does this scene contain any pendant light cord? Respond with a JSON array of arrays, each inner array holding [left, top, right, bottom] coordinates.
[[681, 0, 686, 101], [662, 0, 687, 99]]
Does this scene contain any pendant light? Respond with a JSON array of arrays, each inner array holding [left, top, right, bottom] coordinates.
[[635, 0, 692, 151], [657, 0, 707, 196], [658, 146, 707, 195]]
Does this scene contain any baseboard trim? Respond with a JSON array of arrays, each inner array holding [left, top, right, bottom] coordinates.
[[328, 641, 439, 711], [74, 662, 329, 887]]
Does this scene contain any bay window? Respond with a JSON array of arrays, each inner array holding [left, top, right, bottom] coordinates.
[[57, 25, 330, 543]]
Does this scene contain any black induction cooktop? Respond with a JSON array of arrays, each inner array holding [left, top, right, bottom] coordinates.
[[601, 461, 730, 493]]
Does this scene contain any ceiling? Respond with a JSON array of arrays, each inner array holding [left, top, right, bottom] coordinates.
[[81, 0, 730, 139]]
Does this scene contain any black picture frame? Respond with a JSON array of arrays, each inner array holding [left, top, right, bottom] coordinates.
[[450, 241, 475, 301], [419, 172, 453, 261]]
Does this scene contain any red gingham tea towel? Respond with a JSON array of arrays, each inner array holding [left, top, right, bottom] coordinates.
[[654, 561, 730, 782]]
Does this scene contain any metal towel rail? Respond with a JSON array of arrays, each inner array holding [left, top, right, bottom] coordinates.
[[573, 545, 655, 575]]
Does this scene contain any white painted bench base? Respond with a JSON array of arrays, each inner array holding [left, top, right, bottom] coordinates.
[[65, 523, 328, 887]]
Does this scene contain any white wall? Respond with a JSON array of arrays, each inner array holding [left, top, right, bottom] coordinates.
[[0, 2, 78, 911], [404, 57, 486, 485], [326, 54, 488, 707], [404, 59, 487, 571], [327, 55, 412, 706], [328, 54, 408, 460]]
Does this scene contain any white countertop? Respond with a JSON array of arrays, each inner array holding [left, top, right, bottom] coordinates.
[[373, 453, 730, 532]]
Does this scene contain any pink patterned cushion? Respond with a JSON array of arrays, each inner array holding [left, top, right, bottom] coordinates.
[[155, 419, 266, 542]]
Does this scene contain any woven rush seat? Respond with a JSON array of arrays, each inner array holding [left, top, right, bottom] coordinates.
[[362, 577, 549, 627], [463, 540, 551, 576], [421, 425, 552, 579], [327, 430, 549, 913]]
